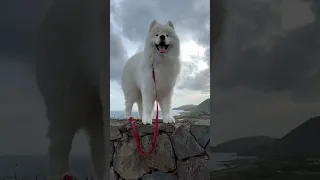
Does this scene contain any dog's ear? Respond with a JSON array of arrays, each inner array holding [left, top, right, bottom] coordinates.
[[167, 20, 174, 29], [149, 20, 157, 32]]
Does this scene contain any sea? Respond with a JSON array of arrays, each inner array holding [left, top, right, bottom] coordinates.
[[110, 110, 186, 119], [0, 153, 243, 179]]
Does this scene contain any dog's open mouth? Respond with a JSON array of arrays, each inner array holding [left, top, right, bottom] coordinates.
[[155, 42, 169, 54]]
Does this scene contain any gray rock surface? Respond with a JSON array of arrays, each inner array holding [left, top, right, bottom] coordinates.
[[109, 120, 210, 180], [129, 124, 155, 137], [113, 139, 151, 179], [141, 171, 178, 180], [190, 124, 210, 148], [110, 125, 122, 140], [110, 166, 119, 180], [110, 141, 114, 163], [141, 133, 176, 172], [177, 157, 209, 180], [170, 124, 205, 160]]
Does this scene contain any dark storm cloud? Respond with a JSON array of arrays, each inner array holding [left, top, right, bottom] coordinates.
[[211, 0, 320, 145], [215, 0, 320, 102], [110, 31, 126, 82], [0, 0, 94, 154], [0, 0, 50, 60]]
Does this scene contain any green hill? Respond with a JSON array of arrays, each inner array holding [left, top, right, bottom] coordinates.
[[270, 116, 320, 157], [190, 98, 210, 112], [172, 104, 196, 111], [211, 116, 320, 158], [211, 136, 277, 156], [174, 98, 210, 120]]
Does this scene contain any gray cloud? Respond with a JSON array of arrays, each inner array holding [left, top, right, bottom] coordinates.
[[110, 31, 126, 82], [0, 0, 50, 60], [179, 68, 210, 92], [215, 0, 320, 101], [114, 0, 209, 43], [211, 0, 320, 145], [110, 0, 210, 92], [0, 0, 101, 155]]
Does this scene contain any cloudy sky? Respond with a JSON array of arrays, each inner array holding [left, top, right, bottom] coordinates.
[[1, 0, 320, 155], [212, 0, 320, 145], [0, 0, 210, 155], [110, 0, 210, 110]]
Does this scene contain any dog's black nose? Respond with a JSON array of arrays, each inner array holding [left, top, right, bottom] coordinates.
[[160, 35, 165, 40]]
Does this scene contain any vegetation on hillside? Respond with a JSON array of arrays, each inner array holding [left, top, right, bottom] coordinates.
[[174, 98, 210, 120], [211, 116, 320, 179], [211, 116, 320, 157], [211, 136, 277, 156], [172, 104, 196, 111]]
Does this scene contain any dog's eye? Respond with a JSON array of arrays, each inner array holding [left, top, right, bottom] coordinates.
[[156, 34, 159, 36], [166, 35, 168, 37]]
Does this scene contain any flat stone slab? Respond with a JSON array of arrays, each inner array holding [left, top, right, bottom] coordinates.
[[190, 124, 210, 148], [141, 133, 176, 172], [170, 124, 205, 160]]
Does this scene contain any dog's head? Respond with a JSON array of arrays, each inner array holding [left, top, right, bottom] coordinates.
[[146, 20, 180, 56]]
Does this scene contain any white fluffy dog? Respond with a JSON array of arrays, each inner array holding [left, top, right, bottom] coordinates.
[[121, 20, 181, 125], [35, 0, 108, 179]]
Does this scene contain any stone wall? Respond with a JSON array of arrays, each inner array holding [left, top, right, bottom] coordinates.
[[110, 120, 210, 180]]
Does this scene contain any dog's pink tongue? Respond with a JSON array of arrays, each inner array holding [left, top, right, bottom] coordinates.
[[159, 47, 166, 53]]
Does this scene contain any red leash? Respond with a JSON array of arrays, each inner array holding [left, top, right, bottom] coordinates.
[[129, 68, 159, 156]]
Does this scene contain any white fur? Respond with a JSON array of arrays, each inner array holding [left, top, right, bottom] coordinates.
[[121, 20, 181, 125], [35, 0, 108, 179]]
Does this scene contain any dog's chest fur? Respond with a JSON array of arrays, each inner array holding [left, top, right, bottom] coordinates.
[[148, 55, 180, 98]]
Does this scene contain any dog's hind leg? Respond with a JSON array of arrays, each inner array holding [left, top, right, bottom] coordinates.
[[141, 89, 155, 125], [125, 99, 134, 119], [47, 122, 76, 180], [159, 92, 175, 124], [41, 79, 99, 179], [85, 110, 106, 180], [137, 99, 143, 119]]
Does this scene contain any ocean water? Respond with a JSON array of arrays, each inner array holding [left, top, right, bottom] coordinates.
[[209, 153, 240, 171], [110, 110, 186, 119]]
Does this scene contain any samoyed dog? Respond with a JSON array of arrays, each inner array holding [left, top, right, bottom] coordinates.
[[121, 20, 181, 125], [35, 0, 108, 179]]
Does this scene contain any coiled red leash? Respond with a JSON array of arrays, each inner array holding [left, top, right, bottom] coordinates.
[[129, 68, 159, 156], [62, 175, 75, 180]]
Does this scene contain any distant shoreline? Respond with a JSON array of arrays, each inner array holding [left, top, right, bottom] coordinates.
[[110, 109, 187, 119]]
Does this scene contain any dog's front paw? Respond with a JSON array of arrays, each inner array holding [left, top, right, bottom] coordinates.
[[142, 115, 153, 125], [163, 116, 175, 124]]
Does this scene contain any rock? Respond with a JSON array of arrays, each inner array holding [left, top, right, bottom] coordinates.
[[120, 132, 129, 141], [110, 141, 114, 163], [127, 122, 175, 137], [159, 123, 175, 133], [190, 124, 210, 148], [110, 167, 119, 180], [177, 157, 209, 180], [129, 124, 155, 137], [141, 133, 176, 172], [110, 125, 122, 140], [205, 139, 210, 153], [141, 171, 178, 180], [170, 124, 205, 160], [113, 139, 151, 179]]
